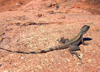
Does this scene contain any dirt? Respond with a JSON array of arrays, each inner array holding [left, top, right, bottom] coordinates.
[[0, 0, 32, 12], [0, 0, 100, 72]]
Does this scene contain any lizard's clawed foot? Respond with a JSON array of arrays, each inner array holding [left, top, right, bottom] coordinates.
[[83, 43, 88, 45], [75, 53, 82, 61], [57, 37, 65, 43], [57, 37, 69, 44], [82, 41, 88, 45], [71, 53, 82, 61]]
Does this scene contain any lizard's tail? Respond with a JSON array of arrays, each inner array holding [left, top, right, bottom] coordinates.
[[0, 45, 66, 54], [0, 47, 49, 54]]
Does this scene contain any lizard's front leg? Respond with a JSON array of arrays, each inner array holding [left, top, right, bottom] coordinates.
[[81, 38, 88, 45], [69, 45, 82, 61]]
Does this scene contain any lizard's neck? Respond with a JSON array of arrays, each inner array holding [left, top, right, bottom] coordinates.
[[74, 30, 83, 40], [67, 30, 83, 44]]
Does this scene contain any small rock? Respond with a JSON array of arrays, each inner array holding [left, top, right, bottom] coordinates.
[[8, 9, 12, 11], [0, 37, 3, 43], [0, 64, 2, 67], [15, 2, 23, 6], [21, 57, 24, 59], [48, 10, 55, 14], [0, 31, 5, 36], [38, 14, 43, 17]]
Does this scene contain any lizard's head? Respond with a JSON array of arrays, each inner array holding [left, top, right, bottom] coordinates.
[[81, 25, 90, 34]]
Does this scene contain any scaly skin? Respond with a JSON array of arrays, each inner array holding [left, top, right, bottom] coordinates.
[[0, 25, 90, 61]]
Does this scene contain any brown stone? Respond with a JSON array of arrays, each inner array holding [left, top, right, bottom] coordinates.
[[0, 37, 3, 42]]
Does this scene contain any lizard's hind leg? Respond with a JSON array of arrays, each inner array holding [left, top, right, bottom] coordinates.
[[57, 37, 69, 44], [69, 45, 81, 61]]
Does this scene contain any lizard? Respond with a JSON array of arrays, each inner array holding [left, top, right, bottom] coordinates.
[[0, 25, 90, 60]]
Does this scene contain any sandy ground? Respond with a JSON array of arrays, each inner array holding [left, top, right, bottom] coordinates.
[[0, 0, 100, 72]]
